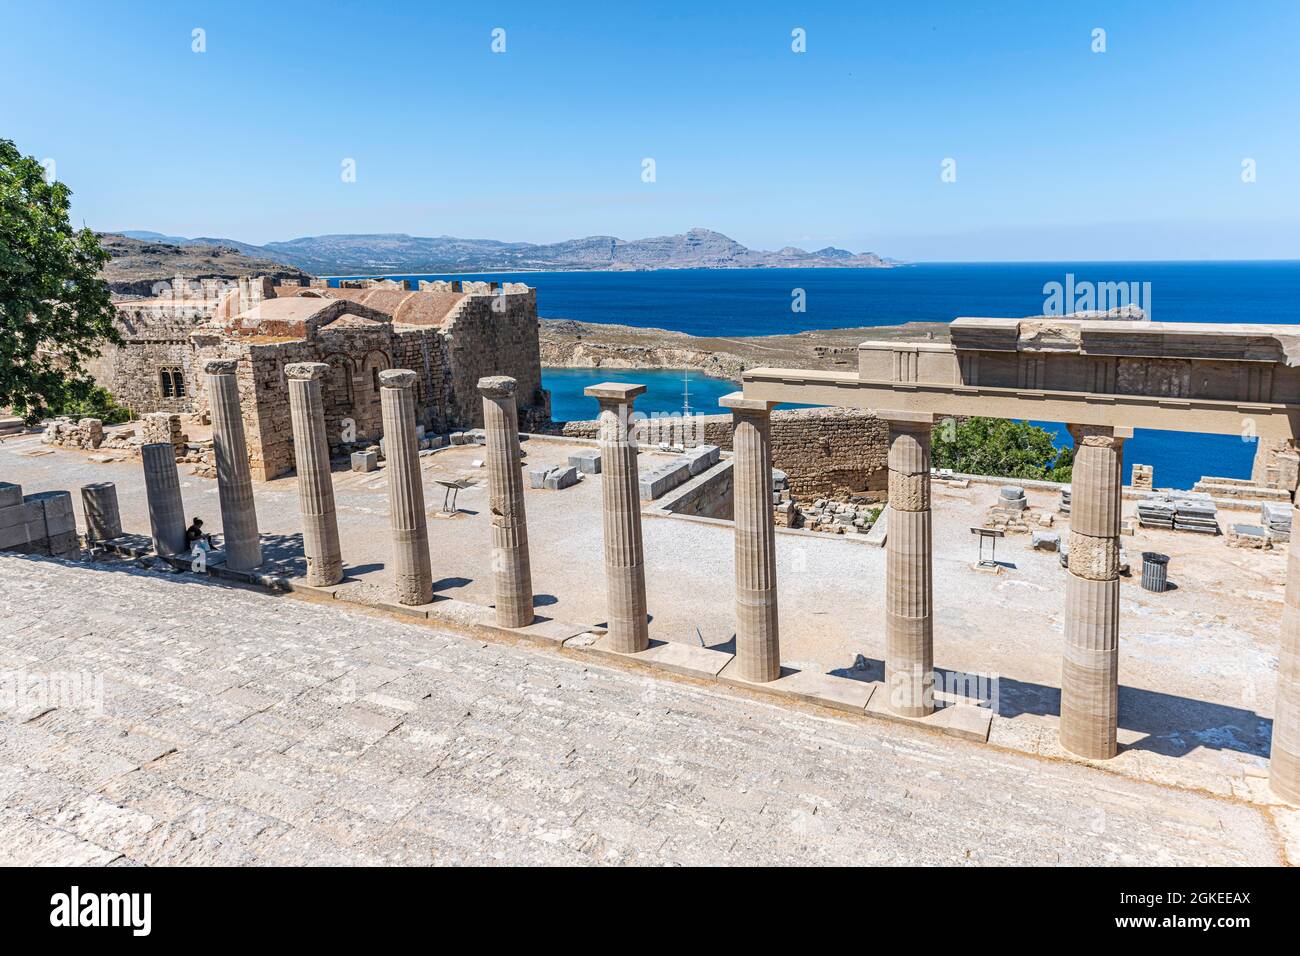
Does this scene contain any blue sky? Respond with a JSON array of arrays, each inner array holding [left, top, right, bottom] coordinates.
[[2, 0, 1298, 260]]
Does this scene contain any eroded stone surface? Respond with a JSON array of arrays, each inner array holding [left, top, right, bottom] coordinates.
[[0, 554, 1283, 866]]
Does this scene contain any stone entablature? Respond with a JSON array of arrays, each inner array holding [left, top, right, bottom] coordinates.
[[739, 314, 1300, 802], [860, 317, 1300, 413]]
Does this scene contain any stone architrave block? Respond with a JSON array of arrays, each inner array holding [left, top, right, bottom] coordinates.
[[568, 450, 602, 475], [544, 466, 580, 490], [683, 444, 720, 476]]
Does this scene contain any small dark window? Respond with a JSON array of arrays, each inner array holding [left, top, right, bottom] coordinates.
[[372, 367, 380, 392], [159, 367, 186, 399]]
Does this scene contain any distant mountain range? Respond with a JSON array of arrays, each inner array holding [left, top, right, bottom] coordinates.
[[112, 227, 896, 276], [98, 233, 310, 296]]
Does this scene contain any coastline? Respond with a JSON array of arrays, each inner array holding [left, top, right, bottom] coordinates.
[[538, 316, 948, 380]]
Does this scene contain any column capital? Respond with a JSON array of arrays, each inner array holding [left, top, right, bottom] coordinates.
[[202, 358, 238, 376], [878, 409, 938, 428], [719, 391, 776, 414], [285, 362, 330, 382], [478, 375, 517, 398], [584, 382, 646, 406], [1068, 423, 1134, 445], [379, 369, 418, 390]]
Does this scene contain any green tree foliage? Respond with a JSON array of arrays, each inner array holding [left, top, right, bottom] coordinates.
[[50, 384, 132, 426], [932, 416, 1074, 482], [0, 139, 119, 422]]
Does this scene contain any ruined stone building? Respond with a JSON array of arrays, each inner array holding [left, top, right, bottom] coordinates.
[[90, 276, 550, 480]]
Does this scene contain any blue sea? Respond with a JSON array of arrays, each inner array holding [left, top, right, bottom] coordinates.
[[342, 262, 1300, 490]]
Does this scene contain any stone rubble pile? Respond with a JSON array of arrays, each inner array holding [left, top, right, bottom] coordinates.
[[986, 485, 1053, 534], [41, 417, 104, 450], [795, 497, 881, 534]]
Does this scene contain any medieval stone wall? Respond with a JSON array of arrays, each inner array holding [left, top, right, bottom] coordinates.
[[87, 304, 211, 415], [558, 406, 888, 499], [442, 291, 550, 430]]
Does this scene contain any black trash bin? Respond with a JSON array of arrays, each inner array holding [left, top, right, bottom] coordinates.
[[1141, 552, 1170, 592]]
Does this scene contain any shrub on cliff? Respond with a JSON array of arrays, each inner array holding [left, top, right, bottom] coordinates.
[[932, 416, 1074, 482], [0, 139, 119, 422]]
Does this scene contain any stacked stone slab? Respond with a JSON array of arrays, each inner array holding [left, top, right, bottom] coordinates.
[[884, 412, 936, 717], [141, 412, 187, 452], [141, 442, 187, 557], [721, 393, 781, 682], [0, 483, 79, 560], [585, 382, 649, 653], [1131, 464, 1154, 490], [380, 369, 433, 605], [1262, 501, 1292, 542], [1060, 424, 1130, 760], [286, 362, 343, 586], [204, 360, 262, 570], [80, 482, 122, 543], [479, 376, 534, 628]]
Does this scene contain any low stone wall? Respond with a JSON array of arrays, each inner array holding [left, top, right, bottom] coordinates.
[[41, 418, 104, 450], [557, 407, 887, 499]]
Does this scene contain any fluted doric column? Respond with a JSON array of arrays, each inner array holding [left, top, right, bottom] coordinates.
[[379, 369, 432, 605], [885, 411, 936, 717], [1061, 424, 1130, 759], [479, 375, 534, 628], [81, 482, 122, 543], [203, 359, 262, 570], [1271, 503, 1300, 803], [141, 442, 186, 557], [720, 392, 780, 682], [286, 362, 343, 586], [584, 382, 649, 653]]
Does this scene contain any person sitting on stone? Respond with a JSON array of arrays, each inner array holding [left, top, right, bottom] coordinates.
[[185, 517, 214, 550]]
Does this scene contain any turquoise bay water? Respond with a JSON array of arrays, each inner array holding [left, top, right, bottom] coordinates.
[[338, 262, 1300, 490], [543, 367, 741, 421]]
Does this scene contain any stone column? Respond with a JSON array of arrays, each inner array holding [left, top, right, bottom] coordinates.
[[1272, 508, 1300, 802], [479, 376, 534, 628], [80, 482, 122, 542], [141, 442, 186, 557], [721, 392, 781, 682], [203, 359, 262, 570], [1060, 424, 1131, 759], [379, 369, 432, 605], [286, 362, 343, 586], [584, 382, 649, 653], [884, 412, 937, 717]]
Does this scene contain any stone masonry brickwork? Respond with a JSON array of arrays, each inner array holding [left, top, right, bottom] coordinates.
[[91, 278, 551, 481]]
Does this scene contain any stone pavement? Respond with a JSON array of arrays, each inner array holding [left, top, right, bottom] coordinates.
[[0, 554, 1285, 865]]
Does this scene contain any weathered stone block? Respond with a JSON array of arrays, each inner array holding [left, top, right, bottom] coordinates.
[[543, 465, 580, 490], [0, 482, 22, 509], [568, 450, 602, 474], [351, 450, 378, 473]]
